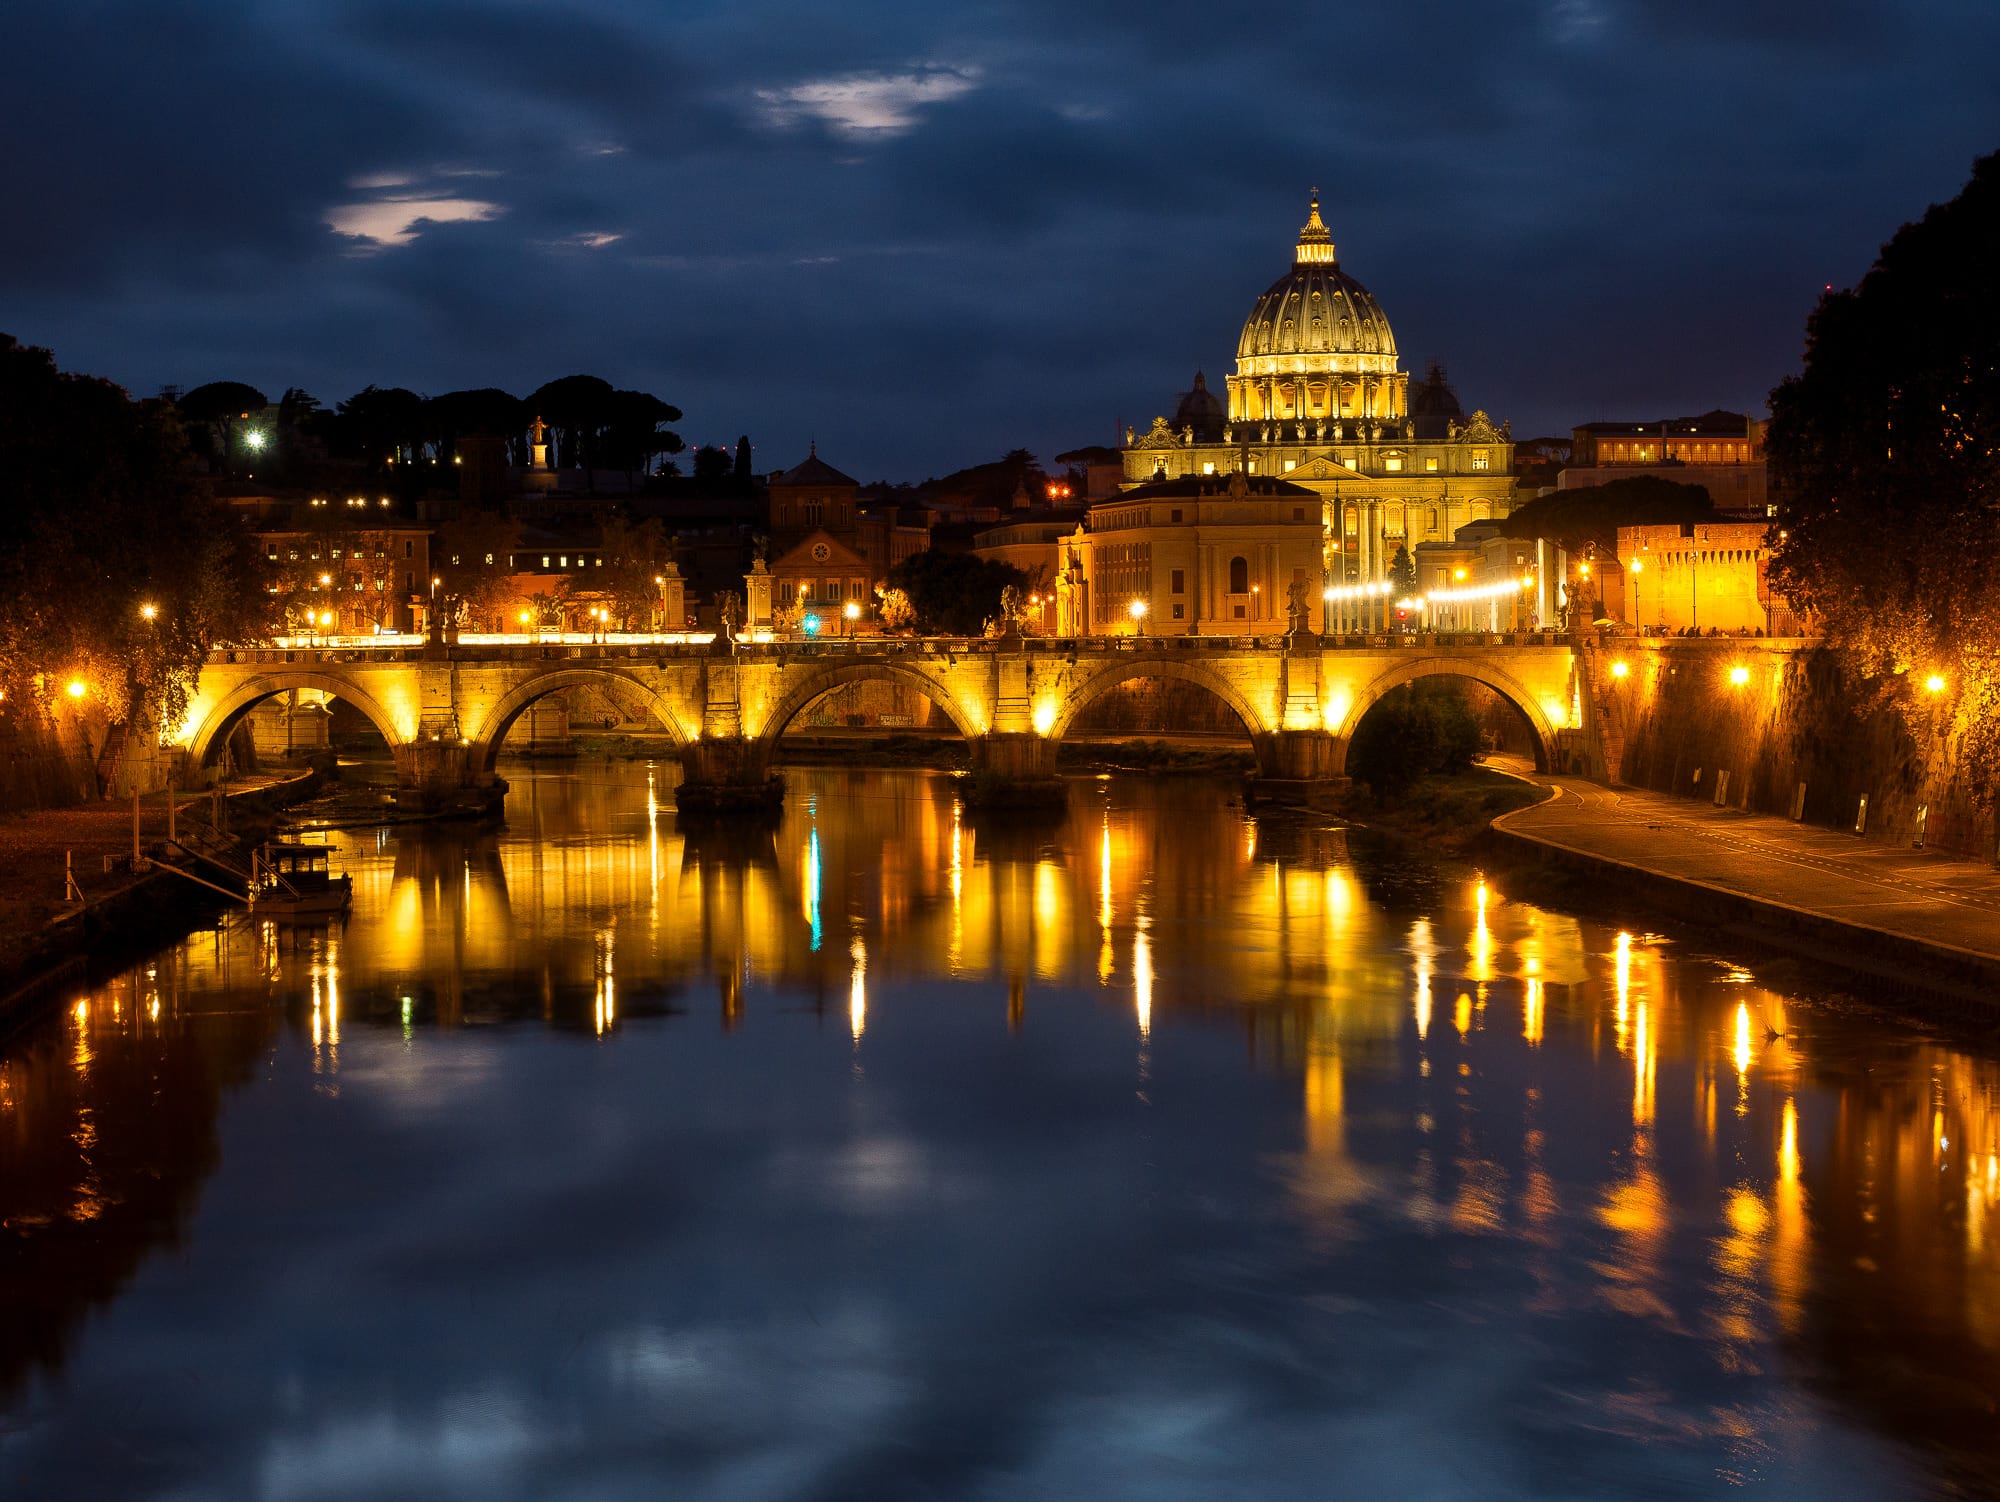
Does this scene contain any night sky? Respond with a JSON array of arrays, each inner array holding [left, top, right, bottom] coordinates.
[[4, 0, 1997, 479]]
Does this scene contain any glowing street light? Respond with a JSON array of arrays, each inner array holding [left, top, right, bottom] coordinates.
[[1729, 664, 1750, 686], [1128, 598, 1149, 636], [843, 600, 861, 636], [1924, 673, 1947, 694], [139, 602, 158, 622], [1610, 660, 1630, 680], [243, 429, 267, 453], [66, 679, 86, 699]]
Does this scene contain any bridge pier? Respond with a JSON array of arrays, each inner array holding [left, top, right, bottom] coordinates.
[[1248, 730, 1347, 807], [966, 733, 1065, 809], [675, 737, 784, 817], [392, 739, 507, 817]]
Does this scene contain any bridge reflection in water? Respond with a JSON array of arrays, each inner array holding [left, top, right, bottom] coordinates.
[[1, 760, 1997, 1494]]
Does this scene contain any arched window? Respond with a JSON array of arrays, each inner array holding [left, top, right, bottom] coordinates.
[[1229, 556, 1249, 594]]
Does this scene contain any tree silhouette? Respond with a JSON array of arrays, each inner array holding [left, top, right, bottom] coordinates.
[[1769, 149, 2000, 800], [0, 336, 264, 748], [175, 380, 268, 474]]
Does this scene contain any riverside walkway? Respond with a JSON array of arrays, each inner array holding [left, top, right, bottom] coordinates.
[[1491, 766, 2000, 997]]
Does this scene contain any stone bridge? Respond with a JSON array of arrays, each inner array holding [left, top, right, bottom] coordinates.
[[174, 633, 1588, 809]]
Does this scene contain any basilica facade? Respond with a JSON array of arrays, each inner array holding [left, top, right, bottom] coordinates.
[[1058, 196, 1519, 635]]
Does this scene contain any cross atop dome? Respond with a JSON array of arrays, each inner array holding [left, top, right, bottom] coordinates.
[[1295, 191, 1336, 266]]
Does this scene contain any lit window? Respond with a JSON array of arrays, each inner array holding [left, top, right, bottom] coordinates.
[[1384, 455, 1403, 472], [1202, 462, 1215, 475], [1472, 451, 1490, 471], [543, 556, 551, 568], [1283, 459, 1296, 472], [1424, 457, 1438, 472]]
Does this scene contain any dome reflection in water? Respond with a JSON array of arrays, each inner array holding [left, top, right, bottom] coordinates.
[[2, 761, 1997, 1497]]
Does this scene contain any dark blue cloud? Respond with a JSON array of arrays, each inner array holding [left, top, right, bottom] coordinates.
[[1, 0, 1995, 474]]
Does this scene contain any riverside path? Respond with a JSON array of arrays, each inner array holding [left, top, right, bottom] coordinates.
[[1493, 767, 2000, 998]]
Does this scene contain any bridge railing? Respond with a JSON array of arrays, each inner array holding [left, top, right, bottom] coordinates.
[[209, 628, 1578, 667]]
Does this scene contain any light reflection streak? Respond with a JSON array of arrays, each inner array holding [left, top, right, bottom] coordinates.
[[1633, 1000, 1654, 1126], [1133, 913, 1152, 1038], [804, 828, 822, 953], [1469, 878, 1494, 981], [646, 767, 660, 906], [849, 935, 867, 1040], [593, 926, 616, 1036], [1409, 917, 1434, 1040], [948, 804, 963, 968], [1613, 932, 1632, 1054], [1523, 977, 1543, 1046], [1098, 812, 1114, 985], [1773, 1096, 1806, 1330]]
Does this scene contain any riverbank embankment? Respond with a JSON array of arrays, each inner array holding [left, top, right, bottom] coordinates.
[[1491, 773, 2000, 1007], [0, 770, 316, 1024]]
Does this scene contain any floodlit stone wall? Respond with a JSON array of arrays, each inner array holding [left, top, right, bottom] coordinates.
[[1585, 637, 1997, 860]]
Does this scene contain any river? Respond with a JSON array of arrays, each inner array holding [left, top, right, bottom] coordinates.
[[2, 761, 1997, 1499]]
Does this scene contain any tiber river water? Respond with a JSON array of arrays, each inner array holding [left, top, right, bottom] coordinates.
[[3, 761, 1999, 1500]]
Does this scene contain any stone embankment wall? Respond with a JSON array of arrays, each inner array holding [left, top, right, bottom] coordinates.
[[0, 702, 105, 813], [1579, 636, 1997, 861]]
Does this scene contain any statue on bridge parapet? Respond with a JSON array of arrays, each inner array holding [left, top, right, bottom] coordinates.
[[1284, 579, 1313, 640]]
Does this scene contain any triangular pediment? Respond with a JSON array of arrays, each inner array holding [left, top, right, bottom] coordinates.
[[770, 529, 869, 571]]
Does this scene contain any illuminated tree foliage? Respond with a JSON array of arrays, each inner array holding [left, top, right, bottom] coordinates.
[[1767, 151, 2000, 800], [0, 336, 264, 734], [434, 510, 523, 631], [595, 517, 672, 628], [884, 550, 1027, 636]]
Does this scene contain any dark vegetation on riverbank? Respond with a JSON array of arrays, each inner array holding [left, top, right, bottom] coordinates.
[[1337, 766, 1548, 855], [0, 772, 317, 1030]]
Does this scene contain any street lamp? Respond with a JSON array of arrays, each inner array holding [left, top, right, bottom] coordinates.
[[1128, 598, 1148, 635], [1321, 584, 1335, 635], [1729, 664, 1750, 687], [843, 600, 861, 636], [1924, 673, 1947, 694]]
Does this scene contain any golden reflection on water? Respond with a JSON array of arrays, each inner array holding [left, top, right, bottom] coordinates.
[[8, 762, 2000, 1482]]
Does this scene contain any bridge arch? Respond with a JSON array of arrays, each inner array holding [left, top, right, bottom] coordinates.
[[470, 667, 692, 772], [1334, 654, 1559, 773], [753, 661, 979, 770], [1047, 656, 1273, 744], [186, 672, 408, 766]]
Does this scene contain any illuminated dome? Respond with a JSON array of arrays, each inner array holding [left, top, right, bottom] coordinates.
[[1225, 195, 1408, 431], [1235, 196, 1398, 375]]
